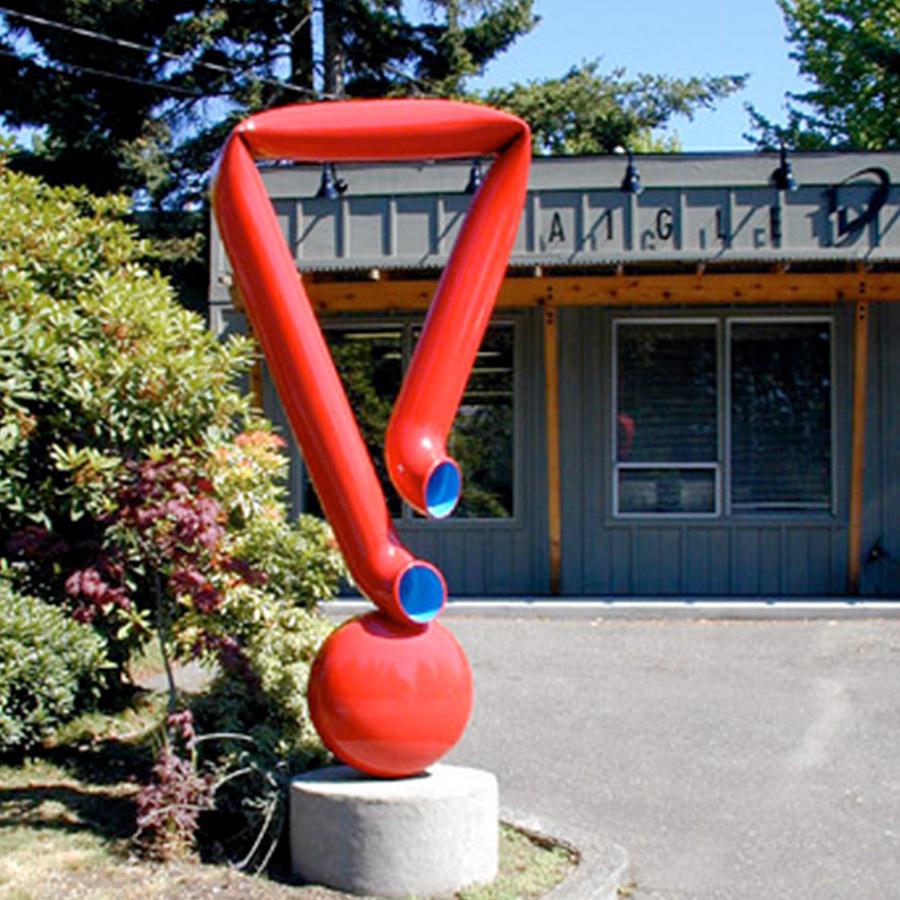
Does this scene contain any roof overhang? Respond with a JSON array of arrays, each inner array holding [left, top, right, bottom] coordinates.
[[210, 151, 900, 308]]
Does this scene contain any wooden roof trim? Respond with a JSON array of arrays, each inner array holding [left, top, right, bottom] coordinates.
[[305, 271, 900, 312]]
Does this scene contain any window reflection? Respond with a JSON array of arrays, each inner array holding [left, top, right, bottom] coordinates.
[[615, 321, 719, 516], [304, 322, 515, 521], [616, 322, 718, 463], [447, 325, 514, 518], [413, 324, 515, 518], [731, 321, 832, 510], [303, 328, 403, 518]]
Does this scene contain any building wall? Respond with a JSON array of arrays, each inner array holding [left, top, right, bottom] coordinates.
[[865, 303, 900, 595], [216, 298, 899, 597], [559, 304, 856, 596], [209, 151, 900, 598], [393, 309, 549, 596], [214, 306, 552, 598]]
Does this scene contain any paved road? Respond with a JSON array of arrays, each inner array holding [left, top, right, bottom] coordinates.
[[441, 616, 900, 900]]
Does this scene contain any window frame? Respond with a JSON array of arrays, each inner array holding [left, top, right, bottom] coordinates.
[[611, 317, 722, 519], [302, 315, 523, 527], [611, 313, 837, 520]]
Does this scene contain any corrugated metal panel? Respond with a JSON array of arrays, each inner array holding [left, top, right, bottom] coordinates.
[[209, 152, 900, 302], [558, 307, 587, 594]]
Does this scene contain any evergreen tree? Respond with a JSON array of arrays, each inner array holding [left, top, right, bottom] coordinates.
[[747, 0, 900, 150], [0, 1, 537, 207], [485, 62, 746, 154]]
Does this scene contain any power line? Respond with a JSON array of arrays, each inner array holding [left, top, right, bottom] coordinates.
[[0, 5, 327, 98], [0, 46, 206, 96]]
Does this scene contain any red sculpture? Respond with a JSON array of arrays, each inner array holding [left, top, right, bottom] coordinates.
[[212, 99, 530, 776]]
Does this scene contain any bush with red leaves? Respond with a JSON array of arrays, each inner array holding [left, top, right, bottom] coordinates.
[[135, 710, 216, 861]]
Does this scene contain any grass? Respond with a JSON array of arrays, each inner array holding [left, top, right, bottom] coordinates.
[[460, 825, 576, 900], [0, 699, 575, 900]]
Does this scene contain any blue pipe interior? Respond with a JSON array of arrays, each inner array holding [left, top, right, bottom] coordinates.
[[398, 565, 445, 623], [425, 461, 461, 519]]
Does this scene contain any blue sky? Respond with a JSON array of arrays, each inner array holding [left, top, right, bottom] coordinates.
[[3, 1, 810, 153], [455, 0, 809, 150]]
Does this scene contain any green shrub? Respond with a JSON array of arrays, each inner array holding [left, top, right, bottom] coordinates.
[[0, 156, 254, 617], [0, 153, 343, 668], [0, 578, 108, 754], [0, 153, 347, 865]]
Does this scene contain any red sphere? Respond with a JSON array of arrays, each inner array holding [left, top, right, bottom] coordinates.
[[308, 611, 473, 778]]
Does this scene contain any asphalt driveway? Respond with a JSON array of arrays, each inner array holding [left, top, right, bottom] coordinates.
[[441, 615, 900, 900]]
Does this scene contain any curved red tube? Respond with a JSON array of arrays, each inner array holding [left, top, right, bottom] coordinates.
[[210, 99, 530, 623], [384, 130, 530, 516], [213, 135, 434, 625]]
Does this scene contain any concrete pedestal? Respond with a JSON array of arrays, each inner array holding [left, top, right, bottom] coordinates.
[[290, 764, 498, 897]]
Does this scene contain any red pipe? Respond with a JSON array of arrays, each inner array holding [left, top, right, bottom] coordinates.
[[210, 99, 530, 623], [384, 130, 530, 516]]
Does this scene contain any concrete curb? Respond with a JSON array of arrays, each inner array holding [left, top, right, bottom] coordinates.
[[503, 808, 631, 900], [322, 597, 900, 622]]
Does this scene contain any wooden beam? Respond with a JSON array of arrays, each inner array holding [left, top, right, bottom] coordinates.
[[306, 271, 900, 312], [847, 301, 870, 595], [248, 335, 265, 412], [230, 283, 265, 411], [542, 294, 563, 595]]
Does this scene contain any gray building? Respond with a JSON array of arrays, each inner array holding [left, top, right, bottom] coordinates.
[[210, 151, 900, 599]]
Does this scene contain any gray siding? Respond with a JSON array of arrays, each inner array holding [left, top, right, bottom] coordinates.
[[394, 309, 548, 596], [236, 308, 550, 598], [210, 147, 900, 598], [865, 303, 900, 595], [216, 298, 898, 597], [210, 152, 900, 304], [559, 304, 856, 596]]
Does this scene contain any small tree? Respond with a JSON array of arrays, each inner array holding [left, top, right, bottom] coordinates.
[[0, 150, 345, 863], [0, 148, 343, 693], [747, 0, 900, 149], [485, 62, 746, 154]]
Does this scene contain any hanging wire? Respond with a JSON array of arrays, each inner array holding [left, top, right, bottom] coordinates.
[[0, 46, 205, 96], [0, 5, 330, 99], [0, 2, 454, 129]]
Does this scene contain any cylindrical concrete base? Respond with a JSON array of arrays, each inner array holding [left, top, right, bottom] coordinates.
[[290, 764, 498, 897]]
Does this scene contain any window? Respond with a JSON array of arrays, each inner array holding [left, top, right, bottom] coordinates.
[[303, 321, 515, 520], [729, 320, 832, 511], [304, 327, 404, 517], [614, 320, 719, 515], [613, 316, 833, 517], [418, 324, 516, 519]]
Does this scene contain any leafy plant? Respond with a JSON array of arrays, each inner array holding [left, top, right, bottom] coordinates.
[[0, 153, 346, 865], [0, 153, 343, 665], [747, 0, 899, 150], [135, 710, 216, 861], [485, 62, 746, 154], [0, 153, 255, 638], [0, 576, 108, 754]]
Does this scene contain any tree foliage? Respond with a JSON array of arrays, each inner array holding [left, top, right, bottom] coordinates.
[[0, 576, 108, 754], [0, 0, 752, 213], [485, 62, 746, 154], [0, 0, 537, 208], [0, 151, 344, 685], [748, 0, 900, 149]]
